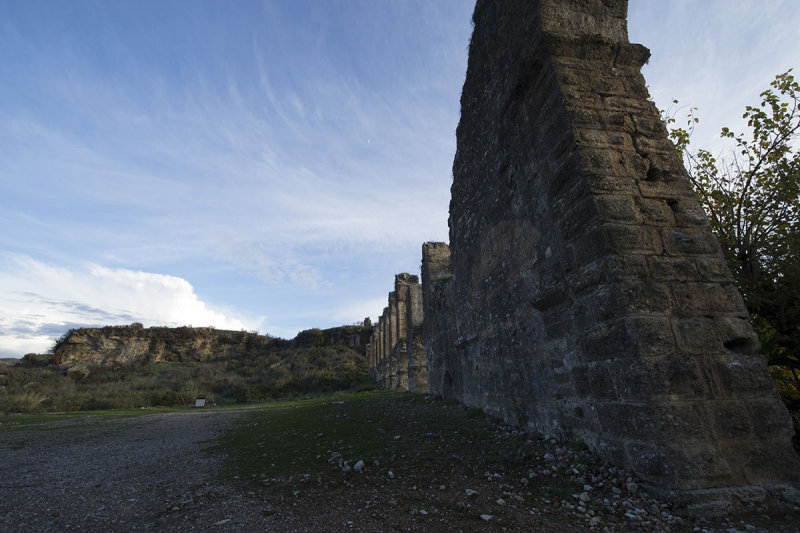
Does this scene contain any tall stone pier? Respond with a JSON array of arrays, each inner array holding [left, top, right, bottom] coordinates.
[[386, 292, 397, 389], [425, 0, 799, 508], [421, 242, 454, 398], [406, 279, 427, 393], [393, 275, 413, 390]]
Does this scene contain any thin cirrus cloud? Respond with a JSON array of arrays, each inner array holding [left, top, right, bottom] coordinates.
[[0, 0, 468, 356]]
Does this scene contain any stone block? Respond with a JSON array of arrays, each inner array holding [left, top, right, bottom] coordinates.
[[743, 442, 800, 484], [671, 318, 724, 355], [669, 197, 710, 227], [746, 398, 796, 439], [672, 283, 748, 316], [662, 227, 721, 256], [632, 114, 667, 137], [648, 257, 698, 282], [624, 441, 674, 479], [666, 445, 737, 489], [604, 355, 711, 401], [711, 402, 755, 439], [636, 197, 675, 225], [569, 254, 648, 293], [580, 315, 675, 362], [627, 316, 677, 357], [637, 180, 685, 200], [714, 316, 760, 355], [694, 256, 734, 282], [711, 354, 780, 396], [582, 146, 650, 179], [599, 110, 635, 132], [592, 194, 638, 222], [602, 223, 663, 254]]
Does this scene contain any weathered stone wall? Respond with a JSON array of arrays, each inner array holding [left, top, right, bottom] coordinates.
[[423, 0, 799, 504], [368, 274, 426, 392]]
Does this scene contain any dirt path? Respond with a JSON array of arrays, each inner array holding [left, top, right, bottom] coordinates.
[[2, 403, 798, 533], [0, 410, 273, 532]]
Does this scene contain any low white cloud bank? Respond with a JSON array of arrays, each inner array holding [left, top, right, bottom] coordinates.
[[0, 253, 260, 357]]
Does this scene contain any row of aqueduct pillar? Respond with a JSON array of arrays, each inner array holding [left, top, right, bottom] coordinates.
[[366, 273, 426, 392]]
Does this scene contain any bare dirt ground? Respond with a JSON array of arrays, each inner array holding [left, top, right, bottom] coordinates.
[[0, 410, 273, 532], [1, 400, 798, 533]]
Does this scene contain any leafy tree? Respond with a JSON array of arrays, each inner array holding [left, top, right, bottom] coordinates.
[[665, 70, 800, 405]]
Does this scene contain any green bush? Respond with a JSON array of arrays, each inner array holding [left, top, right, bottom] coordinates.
[[0, 343, 367, 413]]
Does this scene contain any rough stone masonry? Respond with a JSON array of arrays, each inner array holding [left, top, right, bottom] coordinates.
[[368, 274, 426, 392], [420, 0, 799, 510]]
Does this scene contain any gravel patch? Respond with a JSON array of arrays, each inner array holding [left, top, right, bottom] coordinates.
[[0, 410, 273, 532], [2, 400, 799, 533]]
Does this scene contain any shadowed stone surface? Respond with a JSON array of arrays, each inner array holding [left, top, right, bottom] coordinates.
[[420, 0, 799, 510]]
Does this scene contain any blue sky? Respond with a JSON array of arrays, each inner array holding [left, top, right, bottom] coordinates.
[[1, 1, 798, 357]]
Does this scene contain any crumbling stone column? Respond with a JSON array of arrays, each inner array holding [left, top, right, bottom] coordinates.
[[393, 274, 417, 391], [372, 333, 378, 380], [379, 308, 388, 389], [370, 330, 379, 382], [425, 0, 800, 507], [407, 280, 427, 393], [386, 293, 397, 389], [367, 335, 373, 380], [421, 242, 455, 398]]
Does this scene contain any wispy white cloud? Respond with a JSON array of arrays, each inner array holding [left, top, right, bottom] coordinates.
[[629, 0, 800, 156], [0, 253, 262, 357]]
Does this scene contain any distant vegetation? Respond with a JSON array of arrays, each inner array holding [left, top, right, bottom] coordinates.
[[0, 342, 372, 415]]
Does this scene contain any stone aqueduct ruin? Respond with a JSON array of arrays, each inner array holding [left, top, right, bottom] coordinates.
[[366, 273, 427, 392], [368, 0, 799, 508]]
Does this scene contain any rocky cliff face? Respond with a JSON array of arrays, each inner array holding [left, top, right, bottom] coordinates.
[[51, 323, 374, 368], [52, 323, 284, 367], [291, 326, 373, 354]]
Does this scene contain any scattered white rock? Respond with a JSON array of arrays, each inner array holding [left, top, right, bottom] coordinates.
[[465, 489, 478, 497], [480, 514, 493, 521], [353, 460, 365, 473], [495, 498, 506, 505], [387, 471, 395, 479]]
